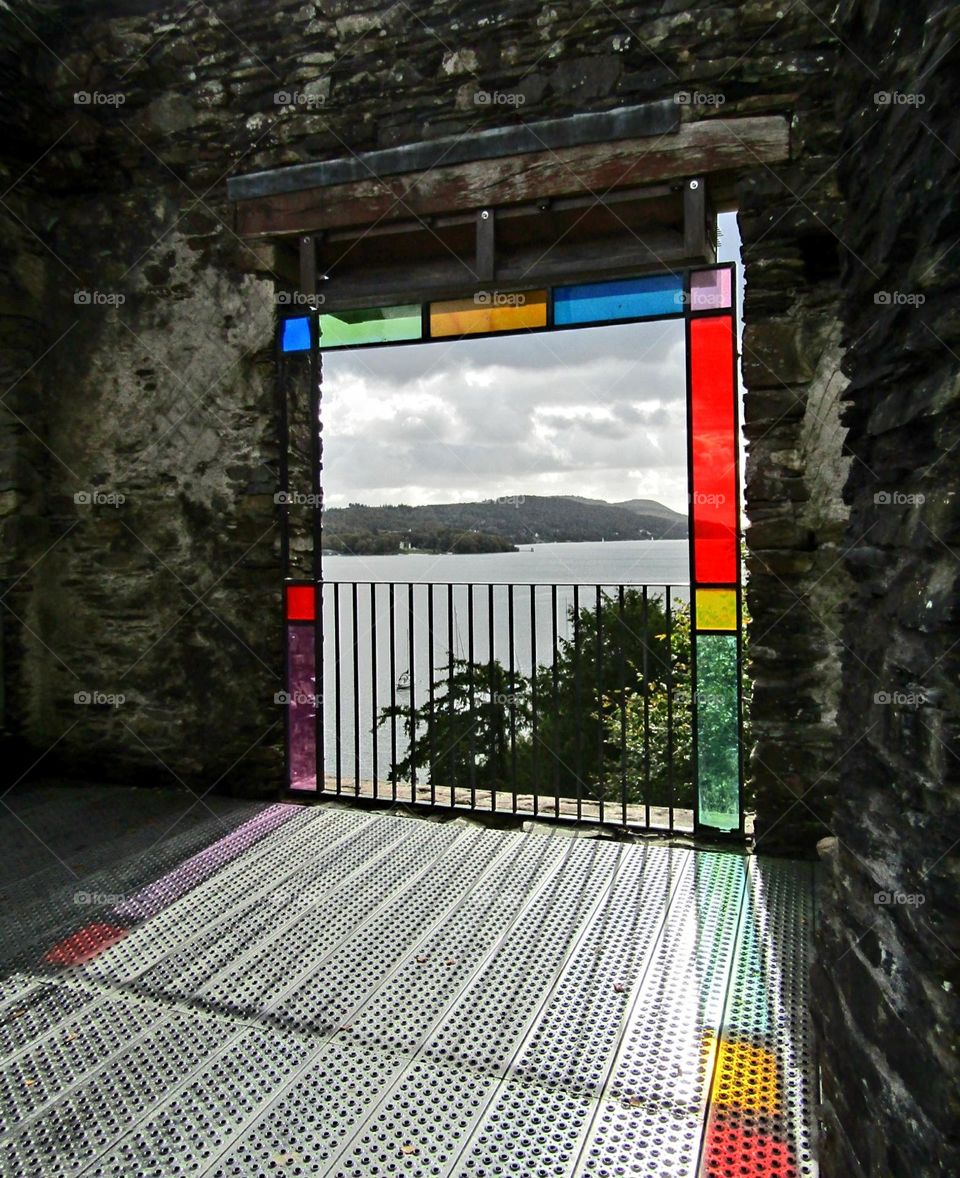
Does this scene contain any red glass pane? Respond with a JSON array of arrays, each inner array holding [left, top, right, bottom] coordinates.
[[286, 583, 316, 621], [690, 316, 738, 584]]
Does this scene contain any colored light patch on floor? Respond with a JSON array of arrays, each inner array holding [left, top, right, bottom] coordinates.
[[44, 923, 128, 966], [702, 1116, 798, 1177], [110, 804, 296, 922], [703, 1032, 781, 1113]]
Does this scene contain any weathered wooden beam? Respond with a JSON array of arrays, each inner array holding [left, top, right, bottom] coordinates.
[[316, 228, 695, 311], [235, 117, 789, 240]]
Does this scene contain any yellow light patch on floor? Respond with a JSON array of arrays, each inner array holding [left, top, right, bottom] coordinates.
[[702, 1032, 781, 1113]]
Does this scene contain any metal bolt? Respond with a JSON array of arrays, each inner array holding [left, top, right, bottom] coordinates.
[[480, 209, 490, 220]]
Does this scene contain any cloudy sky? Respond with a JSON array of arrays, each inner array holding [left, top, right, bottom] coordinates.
[[321, 213, 742, 515]]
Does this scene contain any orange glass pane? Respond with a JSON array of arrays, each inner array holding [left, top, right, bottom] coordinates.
[[430, 290, 548, 337]]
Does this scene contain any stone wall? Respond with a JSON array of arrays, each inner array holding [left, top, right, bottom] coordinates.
[[0, 0, 850, 830], [811, 1, 960, 1173]]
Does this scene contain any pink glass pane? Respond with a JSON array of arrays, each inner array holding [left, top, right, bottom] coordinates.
[[288, 623, 318, 791], [690, 315, 738, 584], [690, 268, 733, 311]]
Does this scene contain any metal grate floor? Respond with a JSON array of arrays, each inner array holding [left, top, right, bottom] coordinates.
[[0, 804, 818, 1177]]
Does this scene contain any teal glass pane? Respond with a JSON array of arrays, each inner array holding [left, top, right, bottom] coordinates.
[[695, 633, 740, 831], [554, 274, 684, 324], [320, 305, 422, 348], [280, 316, 312, 352]]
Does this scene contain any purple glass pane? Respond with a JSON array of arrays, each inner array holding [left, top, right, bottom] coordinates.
[[690, 268, 732, 311], [288, 623, 318, 791]]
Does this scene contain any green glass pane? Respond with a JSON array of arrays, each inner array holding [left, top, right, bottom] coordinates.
[[319, 304, 421, 348], [696, 633, 740, 830]]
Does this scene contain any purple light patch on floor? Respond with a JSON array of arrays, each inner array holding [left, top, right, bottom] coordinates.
[[109, 804, 296, 923]]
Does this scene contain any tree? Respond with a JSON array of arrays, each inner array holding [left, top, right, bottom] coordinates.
[[378, 658, 530, 791]]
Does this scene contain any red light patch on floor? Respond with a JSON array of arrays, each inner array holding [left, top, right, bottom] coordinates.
[[702, 1115, 798, 1176], [44, 923, 128, 966]]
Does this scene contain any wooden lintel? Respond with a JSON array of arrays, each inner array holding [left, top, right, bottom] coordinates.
[[315, 229, 696, 312], [235, 117, 789, 240]]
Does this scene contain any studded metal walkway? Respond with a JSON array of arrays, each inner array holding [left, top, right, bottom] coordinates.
[[0, 802, 817, 1177]]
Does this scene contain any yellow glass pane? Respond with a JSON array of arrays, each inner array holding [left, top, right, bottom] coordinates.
[[695, 588, 737, 631], [702, 1033, 780, 1113], [430, 290, 548, 337]]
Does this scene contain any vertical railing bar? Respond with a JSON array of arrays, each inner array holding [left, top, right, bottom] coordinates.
[[352, 581, 360, 796], [468, 584, 476, 808], [574, 583, 582, 823], [488, 583, 496, 813], [408, 582, 417, 805], [618, 585, 627, 828], [530, 584, 538, 816], [334, 582, 342, 794], [428, 583, 436, 807], [666, 584, 674, 832], [389, 582, 397, 804], [508, 583, 517, 814], [447, 582, 455, 809], [370, 583, 378, 799], [642, 585, 651, 829], [552, 584, 560, 818], [596, 583, 605, 825]]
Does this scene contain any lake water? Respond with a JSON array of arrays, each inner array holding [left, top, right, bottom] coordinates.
[[316, 540, 690, 782], [322, 538, 690, 587]]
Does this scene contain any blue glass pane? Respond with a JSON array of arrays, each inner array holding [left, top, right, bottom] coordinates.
[[554, 274, 685, 325], [280, 316, 312, 353]]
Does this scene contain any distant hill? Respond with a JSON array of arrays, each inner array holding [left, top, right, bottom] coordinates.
[[566, 496, 688, 527], [323, 495, 687, 554]]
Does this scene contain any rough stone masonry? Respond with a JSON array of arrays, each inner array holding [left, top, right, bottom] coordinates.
[[0, 1, 956, 1175]]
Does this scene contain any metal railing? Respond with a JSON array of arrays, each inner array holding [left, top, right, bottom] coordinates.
[[310, 581, 700, 833]]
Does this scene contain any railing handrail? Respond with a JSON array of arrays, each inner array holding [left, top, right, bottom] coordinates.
[[318, 579, 693, 588]]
